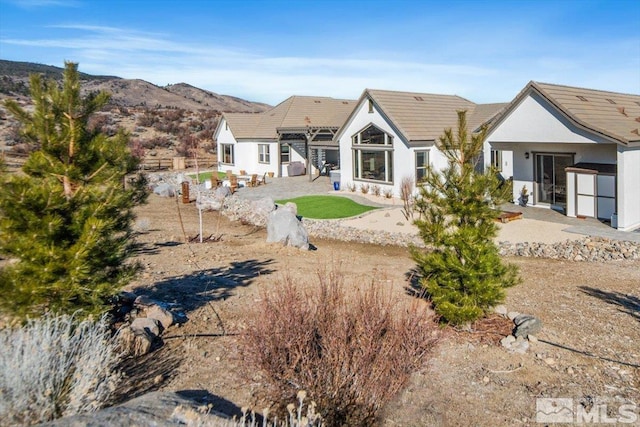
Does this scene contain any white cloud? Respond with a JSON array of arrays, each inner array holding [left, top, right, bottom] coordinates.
[[1, 23, 638, 105]]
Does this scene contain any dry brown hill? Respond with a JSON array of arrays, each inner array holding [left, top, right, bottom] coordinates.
[[164, 83, 271, 113], [0, 60, 270, 113]]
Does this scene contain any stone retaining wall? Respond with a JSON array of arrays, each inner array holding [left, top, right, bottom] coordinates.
[[145, 174, 640, 263], [218, 194, 640, 262]]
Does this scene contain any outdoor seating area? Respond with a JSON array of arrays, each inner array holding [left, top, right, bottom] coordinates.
[[219, 170, 266, 194]]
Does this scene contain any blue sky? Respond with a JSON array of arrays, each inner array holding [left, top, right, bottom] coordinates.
[[0, 0, 638, 105]]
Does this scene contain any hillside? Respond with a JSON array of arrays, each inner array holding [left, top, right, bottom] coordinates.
[[0, 60, 273, 162], [0, 59, 270, 113]]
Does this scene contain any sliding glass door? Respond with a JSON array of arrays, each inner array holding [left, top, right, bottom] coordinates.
[[535, 153, 573, 209]]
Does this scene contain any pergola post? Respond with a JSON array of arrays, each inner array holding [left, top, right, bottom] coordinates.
[[306, 131, 313, 182]]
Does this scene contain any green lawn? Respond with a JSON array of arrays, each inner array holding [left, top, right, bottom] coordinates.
[[275, 195, 378, 219]]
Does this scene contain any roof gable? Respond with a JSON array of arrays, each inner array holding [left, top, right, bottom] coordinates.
[[489, 81, 640, 145], [221, 96, 357, 141], [336, 89, 506, 143]]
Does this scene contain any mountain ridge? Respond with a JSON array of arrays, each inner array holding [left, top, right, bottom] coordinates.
[[0, 59, 270, 113]]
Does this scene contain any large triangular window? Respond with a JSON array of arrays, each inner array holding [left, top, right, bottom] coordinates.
[[351, 124, 394, 183]]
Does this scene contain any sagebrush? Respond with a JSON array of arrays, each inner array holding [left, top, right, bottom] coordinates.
[[243, 267, 440, 427], [0, 314, 122, 426]]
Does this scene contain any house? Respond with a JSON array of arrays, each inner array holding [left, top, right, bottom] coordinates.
[[485, 81, 640, 231], [334, 88, 506, 196], [214, 96, 356, 178]]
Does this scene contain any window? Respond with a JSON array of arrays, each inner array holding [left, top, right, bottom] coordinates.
[[221, 144, 234, 164], [258, 144, 270, 163], [280, 144, 290, 163], [368, 99, 374, 113], [415, 150, 429, 183], [491, 149, 502, 172], [352, 124, 394, 183]]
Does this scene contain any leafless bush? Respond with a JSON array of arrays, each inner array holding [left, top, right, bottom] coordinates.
[[128, 138, 146, 159], [136, 112, 157, 127], [383, 188, 394, 199], [176, 133, 200, 157], [0, 314, 122, 426], [371, 184, 381, 196], [359, 183, 370, 194], [243, 267, 440, 426], [346, 182, 356, 192], [140, 136, 173, 150], [400, 176, 415, 221]]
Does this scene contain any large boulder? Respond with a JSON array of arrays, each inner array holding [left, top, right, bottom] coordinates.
[[253, 197, 276, 218], [266, 204, 309, 250], [152, 183, 176, 198], [38, 391, 233, 426]]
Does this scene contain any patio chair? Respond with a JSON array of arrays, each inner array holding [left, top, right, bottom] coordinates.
[[249, 174, 258, 187], [258, 172, 267, 186], [229, 174, 238, 194], [226, 170, 233, 180], [210, 174, 220, 188]]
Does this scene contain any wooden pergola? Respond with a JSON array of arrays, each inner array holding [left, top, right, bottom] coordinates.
[[277, 125, 340, 181]]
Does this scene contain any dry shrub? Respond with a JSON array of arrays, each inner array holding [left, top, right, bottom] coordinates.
[[0, 314, 122, 426], [371, 184, 381, 196], [400, 176, 414, 221], [359, 183, 370, 194], [243, 267, 440, 427]]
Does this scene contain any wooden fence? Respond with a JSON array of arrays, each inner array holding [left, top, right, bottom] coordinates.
[[2, 151, 217, 172]]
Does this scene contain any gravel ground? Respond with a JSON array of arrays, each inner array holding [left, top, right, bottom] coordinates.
[[122, 195, 640, 426]]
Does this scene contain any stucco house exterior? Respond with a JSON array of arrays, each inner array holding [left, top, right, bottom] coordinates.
[[334, 89, 506, 197], [485, 81, 640, 231], [214, 96, 356, 178]]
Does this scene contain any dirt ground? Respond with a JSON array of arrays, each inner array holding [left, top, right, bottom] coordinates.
[[125, 194, 640, 426]]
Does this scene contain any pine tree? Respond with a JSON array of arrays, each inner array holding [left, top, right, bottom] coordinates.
[[0, 62, 147, 319], [410, 111, 519, 325]]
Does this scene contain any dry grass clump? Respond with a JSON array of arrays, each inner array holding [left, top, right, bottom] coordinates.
[[243, 267, 440, 426], [0, 314, 122, 426]]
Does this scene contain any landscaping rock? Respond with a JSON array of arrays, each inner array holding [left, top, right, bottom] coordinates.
[[118, 325, 154, 356], [38, 391, 232, 427], [153, 183, 176, 198], [252, 196, 276, 219], [501, 335, 516, 348], [130, 317, 163, 338], [494, 305, 508, 317], [147, 172, 640, 260], [145, 304, 175, 330], [266, 205, 309, 250], [507, 311, 520, 320], [513, 314, 542, 338]]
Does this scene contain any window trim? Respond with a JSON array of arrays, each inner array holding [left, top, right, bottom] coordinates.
[[351, 124, 394, 184], [220, 143, 234, 165], [491, 149, 503, 172], [258, 143, 270, 164], [415, 150, 429, 183], [280, 143, 290, 164]]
